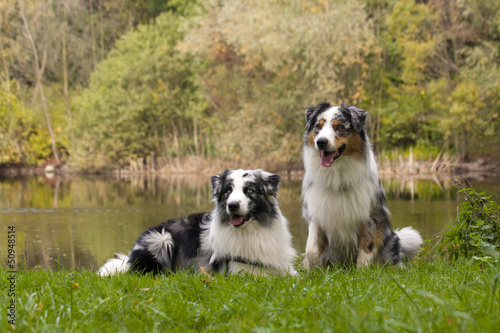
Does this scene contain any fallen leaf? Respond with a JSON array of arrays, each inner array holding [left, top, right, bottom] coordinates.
[[200, 267, 215, 280]]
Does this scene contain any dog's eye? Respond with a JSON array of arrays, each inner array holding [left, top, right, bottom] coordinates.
[[225, 188, 232, 194], [315, 123, 322, 130], [245, 188, 253, 194], [335, 124, 345, 131]]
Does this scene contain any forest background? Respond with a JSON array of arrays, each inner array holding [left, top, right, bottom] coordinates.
[[1, 0, 499, 172]]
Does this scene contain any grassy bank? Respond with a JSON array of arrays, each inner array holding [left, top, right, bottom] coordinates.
[[1, 259, 499, 332]]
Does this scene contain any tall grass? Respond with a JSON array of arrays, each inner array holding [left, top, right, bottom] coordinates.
[[1, 259, 499, 332]]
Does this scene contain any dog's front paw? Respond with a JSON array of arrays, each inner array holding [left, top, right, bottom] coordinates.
[[303, 252, 322, 269], [356, 250, 375, 268], [356, 250, 374, 269]]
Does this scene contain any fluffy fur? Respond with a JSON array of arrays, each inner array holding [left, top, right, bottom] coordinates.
[[301, 102, 423, 268], [98, 169, 296, 277]]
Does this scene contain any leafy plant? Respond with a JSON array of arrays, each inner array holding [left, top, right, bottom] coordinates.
[[431, 177, 500, 262], [0, 87, 56, 166]]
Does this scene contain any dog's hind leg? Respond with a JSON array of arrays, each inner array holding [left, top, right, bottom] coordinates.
[[303, 223, 328, 269]]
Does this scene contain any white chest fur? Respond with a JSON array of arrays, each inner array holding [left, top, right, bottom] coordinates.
[[302, 146, 379, 250], [208, 211, 296, 272]]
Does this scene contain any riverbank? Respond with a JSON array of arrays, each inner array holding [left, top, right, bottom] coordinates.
[[1, 259, 498, 332], [1, 154, 498, 181]]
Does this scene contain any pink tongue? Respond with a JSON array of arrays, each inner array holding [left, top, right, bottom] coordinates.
[[230, 216, 244, 226], [320, 151, 335, 167]]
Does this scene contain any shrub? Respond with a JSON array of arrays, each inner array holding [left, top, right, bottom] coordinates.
[[432, 178, 500, 262]]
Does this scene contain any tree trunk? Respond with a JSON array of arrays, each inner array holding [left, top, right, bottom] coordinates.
[[193, 118, 199, 156], [170, 118, 179, 151], [89, 0, 97, 70], [453, 129, 461, 161], [99, 1, 104, 61], [61, 3, 73, 141], [0, 42, 11, 109], [19, 0, 60, 164], [461, 129, 467, 162]]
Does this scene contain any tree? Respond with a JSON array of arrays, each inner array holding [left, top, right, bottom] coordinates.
[[73, 11, 207, 169], [181, 0, 375, 161], [18, 0, 60, 163]]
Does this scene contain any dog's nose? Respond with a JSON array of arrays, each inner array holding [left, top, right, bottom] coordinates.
[[228, 201, 240, 212], [316, 138, 328, 150]]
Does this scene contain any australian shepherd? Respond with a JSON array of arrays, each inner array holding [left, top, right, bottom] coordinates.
[[301, 102, 422, 268], [98, 169, 297, 276]]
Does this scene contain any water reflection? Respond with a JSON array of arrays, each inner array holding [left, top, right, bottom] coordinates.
[[1, 174, 499, 271]]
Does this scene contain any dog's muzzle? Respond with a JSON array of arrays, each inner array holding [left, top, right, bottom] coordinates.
[[227, 201, 251, 227], [316, 138, 346, 167]]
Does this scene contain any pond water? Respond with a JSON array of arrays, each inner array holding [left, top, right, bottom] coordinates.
[[1, 174, 499, 271]]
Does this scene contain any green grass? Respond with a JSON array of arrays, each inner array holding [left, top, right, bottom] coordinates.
[[1, 259, 499, 332]]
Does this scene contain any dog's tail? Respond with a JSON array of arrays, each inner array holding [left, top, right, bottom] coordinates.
[[137, 229, 175, 271], [395, 227, 423, 261], [98, 253, 130, 276]]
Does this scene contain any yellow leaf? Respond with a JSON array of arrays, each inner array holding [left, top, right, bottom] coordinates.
[[200, 266, 215, 280]]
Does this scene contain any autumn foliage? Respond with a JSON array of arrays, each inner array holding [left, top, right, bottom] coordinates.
[[1, 0, 499, 168]]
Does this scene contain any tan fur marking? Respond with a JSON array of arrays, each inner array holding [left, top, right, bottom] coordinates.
[[358, 223, 378, 254], [334, 136, 349, 149], [373, 226, 384, 250], [307, 131, 316, 146], [357, 223, 377, 267], [343, 131, 364, 159], [307, 119, 325, 147], [358, 223, 370, 253]]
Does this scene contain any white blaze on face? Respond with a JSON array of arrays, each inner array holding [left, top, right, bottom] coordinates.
[[226, 169, 253, 215], [314, 107, 339, 151]]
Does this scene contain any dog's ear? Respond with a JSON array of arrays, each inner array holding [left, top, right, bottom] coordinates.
[[210, 169, 229, 197], [210, 175, 221, 197], [265, 174, 280, 197], [305, 102, 331, 130], [350, 108, 368, 133], [340, 102, 368, 133], [257, 169, 280, 197], [305, 106, 318, 123]]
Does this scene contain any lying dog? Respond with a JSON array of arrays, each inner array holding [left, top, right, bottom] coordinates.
[[98, 169, 296, 276], [302, 102, 422, 268]]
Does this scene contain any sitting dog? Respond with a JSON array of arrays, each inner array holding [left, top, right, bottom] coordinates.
[[98, 169, 296, 276], [301, 102, 422, 268]]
